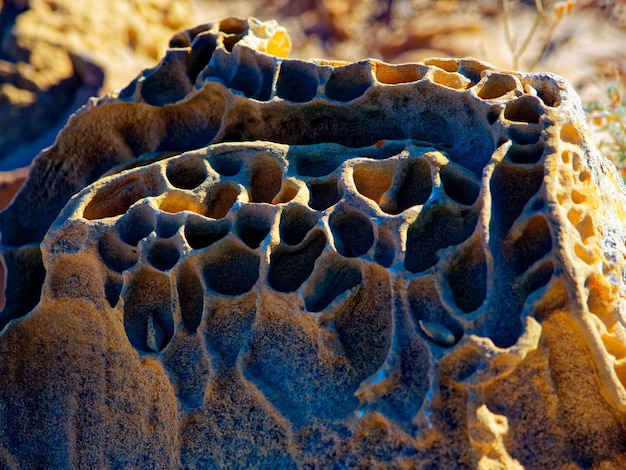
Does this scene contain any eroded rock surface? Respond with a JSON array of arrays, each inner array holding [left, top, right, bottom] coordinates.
[[0, 0, 191, 170], [1, 17, 626, 469]]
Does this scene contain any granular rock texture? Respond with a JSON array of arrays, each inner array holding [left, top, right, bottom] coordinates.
[[2, 17, 626, 469], [0, 0, 192, 170]]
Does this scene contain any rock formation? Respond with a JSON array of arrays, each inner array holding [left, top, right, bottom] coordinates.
[[0, 0, 192, 170], [1, 16, 626, 469]]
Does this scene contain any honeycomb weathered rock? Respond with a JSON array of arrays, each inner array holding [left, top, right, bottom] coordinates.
[[2, 17, 626, 469]]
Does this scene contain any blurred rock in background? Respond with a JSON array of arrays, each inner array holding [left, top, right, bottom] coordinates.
[[1, 0, 626, 199]]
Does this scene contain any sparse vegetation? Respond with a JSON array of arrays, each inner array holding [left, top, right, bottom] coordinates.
[[586, 81, 626, 177], [502, 0, 576, 70]]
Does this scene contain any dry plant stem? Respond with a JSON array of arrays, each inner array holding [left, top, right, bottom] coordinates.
[[529, 16, 563, 70], [502, 0, 545, 70]]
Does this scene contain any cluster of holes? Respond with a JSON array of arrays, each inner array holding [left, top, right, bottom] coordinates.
[[559, 149, 597, 264]]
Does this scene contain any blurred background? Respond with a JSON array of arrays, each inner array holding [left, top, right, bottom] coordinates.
[[1, 0, 626, 206]]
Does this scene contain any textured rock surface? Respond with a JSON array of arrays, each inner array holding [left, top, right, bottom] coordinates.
[[0, 0, 191, 170], [2, 17, 626, 469]]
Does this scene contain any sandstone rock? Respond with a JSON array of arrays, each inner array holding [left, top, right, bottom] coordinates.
[[2, 17, 626, 469], [0, 0, 192, 170]]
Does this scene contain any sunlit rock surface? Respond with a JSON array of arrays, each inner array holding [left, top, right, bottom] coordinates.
[[0, 0, 192, 171], [1, 17, 626, 469]]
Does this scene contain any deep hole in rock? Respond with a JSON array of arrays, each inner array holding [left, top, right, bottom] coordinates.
[[117, 203, 156, 246], [276, 60, 319, 102], [156, 213, 183, 238], [525, 76, 560, 107], [219, 17, 246, 34], [186, 33, 218, 83], [305, 260, 362, 312], [148, 239, 181, 271], [234, 206, 274, 249], [523, 259, 554, 294], [353, 161, 393, 204], [394, 158, 433, 213], [279, 204, 320, 245], [440, 166, 480, 206], [424, 58, 459, 73], [268, 231, 326, 292], [223, 34, 243, 52], [308, 178, 341, 210], [83, 175, 151, 220], [184, 218, 230, 250], [166, 157, 208, 190], [506, 142, 545, 164], [446, 237, 488, 313], [487, 107, 501, 125], [98, 230, 139, 273], [490, 162, 545, 233], [249, 156, 283, 203], [325, 63, 372, 102], [104, 274, 123, 308], [296, 155, 340, 178], [507, 125, 541, 145], [202, 241, 260, 295], [329, 210, 374, 257], [123, 269, 174, 353], [374, 63, 425, 84], [408, 276, 463, 347], [503, 215, 552, 275], [177, 260, 204, 332], [206, 183, 239, 219], [460, 61, 490, 84], [504, 95, 541, 123], [405, 205, 478, 273], [227, 57, 262, 98], [374, 227, 395, 267], [210, 154, 242, 176], [478, 73, 517, 100]]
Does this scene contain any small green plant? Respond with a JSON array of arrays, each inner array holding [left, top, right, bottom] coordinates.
[[586, 82, 626, 175]]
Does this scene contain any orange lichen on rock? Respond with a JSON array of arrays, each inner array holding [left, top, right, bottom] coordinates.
[[1, 16, 626, 469]]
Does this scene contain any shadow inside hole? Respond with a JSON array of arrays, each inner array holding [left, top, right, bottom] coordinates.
[[279, 204, 320, 246], [166, 156, 208, 190], [308, 178, 341, 211], [408, 276, 463, 347], [148, 240, 181, 271], [177, 259, 204, 332], [249, 156, 283, 203], [329, 210, 374, 258], [123, 269, 174, 353], [268, 231, 326, 292], [440, 166, 480, 206], [234, 206, 275, 249], [304, 261, 362, 312], [202, 240, 260, 295], [184, 217, 230, 250]]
